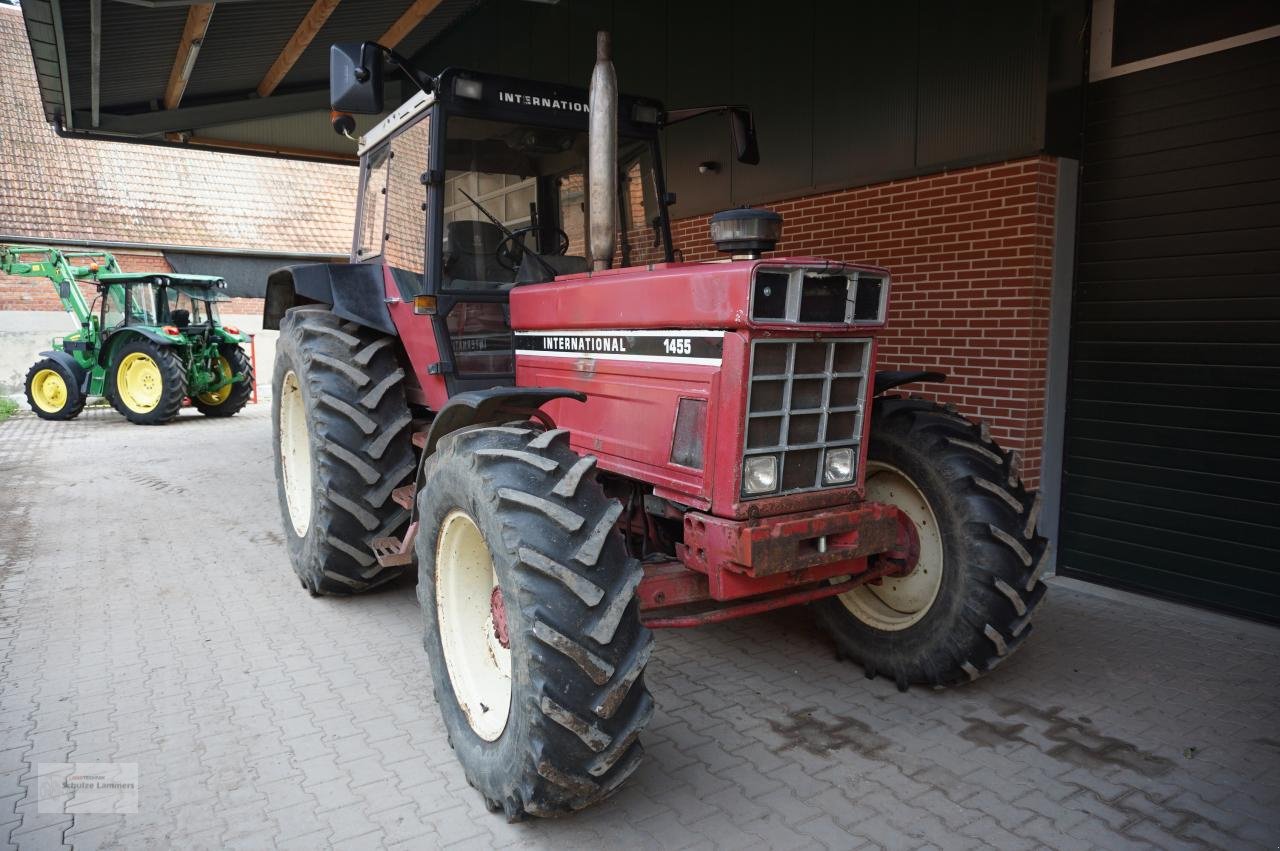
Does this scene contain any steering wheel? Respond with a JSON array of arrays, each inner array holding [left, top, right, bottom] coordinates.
[[496, 226, 571, 272]]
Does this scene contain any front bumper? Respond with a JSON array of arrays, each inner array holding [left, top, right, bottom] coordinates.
[[675, 500, 902, 600]]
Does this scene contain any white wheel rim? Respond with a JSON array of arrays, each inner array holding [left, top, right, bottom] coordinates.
[[279, 370, 313, 537], [436, 510, 512, 741], [839, 462, 944, 631]]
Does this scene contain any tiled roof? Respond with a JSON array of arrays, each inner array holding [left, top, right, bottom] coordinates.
[[0, 7, 357, 256]]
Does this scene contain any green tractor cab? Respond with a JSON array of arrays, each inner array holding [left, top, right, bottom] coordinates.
[[4, 246, 253, 425]]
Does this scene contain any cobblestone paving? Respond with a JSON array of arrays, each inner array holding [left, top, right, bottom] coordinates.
[[1, 406, 1278, 849]]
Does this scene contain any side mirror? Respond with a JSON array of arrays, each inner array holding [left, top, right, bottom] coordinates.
[[662, 105, 761, 166], [729, 108, 759, 165], [330, 42, 383, 114]]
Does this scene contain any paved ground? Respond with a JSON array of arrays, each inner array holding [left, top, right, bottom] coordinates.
[[1, 405, 1278, 850]]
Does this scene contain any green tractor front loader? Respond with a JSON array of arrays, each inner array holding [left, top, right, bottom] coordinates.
[[2, 246, 254, 424]]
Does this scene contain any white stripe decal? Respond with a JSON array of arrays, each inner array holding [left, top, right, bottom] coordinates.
[[514, 329, 726, 366], [517, 350, 723, 366], [516, 329, 726, 337]]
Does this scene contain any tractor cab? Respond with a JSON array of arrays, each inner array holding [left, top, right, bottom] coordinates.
[[96, 274, 230, 337], [315, 40, 755, 398]]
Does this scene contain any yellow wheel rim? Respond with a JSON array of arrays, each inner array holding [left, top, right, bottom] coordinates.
[[116, 352, 164, 413], [197, 356, 234, 406], [31, 369, 68, 413]]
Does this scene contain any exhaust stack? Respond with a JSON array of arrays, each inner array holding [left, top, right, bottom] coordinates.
[[588, 31, 617, 272]]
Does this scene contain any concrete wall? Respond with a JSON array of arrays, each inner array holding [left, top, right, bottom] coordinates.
[[0, 310, 277, 404]]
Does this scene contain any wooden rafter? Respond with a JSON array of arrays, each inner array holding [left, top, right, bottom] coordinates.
[[379, 0, 446, 50], [163, 3, 215, 110], [256, 0, 344, 98]]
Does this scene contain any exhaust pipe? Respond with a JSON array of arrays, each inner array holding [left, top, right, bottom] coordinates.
[[588, 31, 617, 272]]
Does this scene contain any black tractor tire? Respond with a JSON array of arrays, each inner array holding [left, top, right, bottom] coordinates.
[[416, 425, 654, 819], [108, 338, 187, 425], [193, 344, 253, 418], [24, 357, 86, 421], [813, 397, 1048, 690], [271, 307, 415, 595]]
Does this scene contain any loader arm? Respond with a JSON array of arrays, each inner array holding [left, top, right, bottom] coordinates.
[[0, 245, 113, 326]]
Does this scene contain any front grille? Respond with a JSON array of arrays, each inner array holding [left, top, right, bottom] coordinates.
[[744, 338, 871, 496]]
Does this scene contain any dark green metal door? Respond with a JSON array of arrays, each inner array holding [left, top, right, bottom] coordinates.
[[1060, 37, 1280, 622]]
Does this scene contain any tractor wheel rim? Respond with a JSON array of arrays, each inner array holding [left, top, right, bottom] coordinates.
[[838, 461, 944, 631], [436, 509, 512, 742], [31, 369, 67, 413], [197, 356, 233, 405], [279, 370, 313, 537], [116, 352, 163, 412]]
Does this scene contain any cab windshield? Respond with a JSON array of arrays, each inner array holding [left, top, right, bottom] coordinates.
[[439, 115, 664, 293]]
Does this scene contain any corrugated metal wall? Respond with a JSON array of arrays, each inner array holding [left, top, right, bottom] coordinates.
[[417, 0, 1052, 216]]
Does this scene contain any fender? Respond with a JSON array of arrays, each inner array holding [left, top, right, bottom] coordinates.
[[410, 387, 587, 520], [97, 329, 181, 368], [874, 370, 946, 395], [38, 349, 90, 393], [421, 387, 587, 457], [264, 263, 396, 336]]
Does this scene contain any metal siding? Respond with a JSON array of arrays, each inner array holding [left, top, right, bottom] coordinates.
[[729, 0, 813, 203], [915, 0, 1047, 168], [1061, 36, 1280, 622], [662, 0, 732, 216], [811, 2, 918, 189], [419, 0, 1051, 217]]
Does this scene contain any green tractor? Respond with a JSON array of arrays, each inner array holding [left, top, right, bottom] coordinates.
[[2, 246, 253, 425]]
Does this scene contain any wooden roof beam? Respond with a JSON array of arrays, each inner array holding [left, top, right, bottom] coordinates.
[[379, 0, 446, 50], [257, 0, 344, 98], [163, 3, 215, 110]]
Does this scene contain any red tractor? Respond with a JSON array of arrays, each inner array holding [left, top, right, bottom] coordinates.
[[265, 35, 1047, 820]]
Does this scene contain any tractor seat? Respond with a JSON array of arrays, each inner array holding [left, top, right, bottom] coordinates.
[[170, 308, 191, 328], [443, 220, 512, 286]]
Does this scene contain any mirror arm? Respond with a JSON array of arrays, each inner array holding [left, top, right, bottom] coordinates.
[[359, 41, 438, 96], [661, 105, 748, 126]]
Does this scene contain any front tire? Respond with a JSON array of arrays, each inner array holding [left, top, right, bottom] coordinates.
[[108, 339, 186, 425], [193, 344, 253, 417], [813, 397, 1048, 689], [25, 358, 85, 421], [271, 307, 415, 595], [416, 425, 653, 819]]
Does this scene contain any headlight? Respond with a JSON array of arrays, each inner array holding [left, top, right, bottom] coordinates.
[[742, 455, 778, 495], [823, 447, 854, 484]]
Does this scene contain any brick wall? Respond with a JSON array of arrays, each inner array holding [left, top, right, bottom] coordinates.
[[0, 251, 171, 311], [671, 156, 1059, 489]]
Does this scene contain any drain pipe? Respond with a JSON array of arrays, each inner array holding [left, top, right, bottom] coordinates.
[[588, 31, 617, 272]]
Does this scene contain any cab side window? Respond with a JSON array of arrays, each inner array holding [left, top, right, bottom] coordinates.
[[384, 115, 430, 277], [355, 146, 390, 261]]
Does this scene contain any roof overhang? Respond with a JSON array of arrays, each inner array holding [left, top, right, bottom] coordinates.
[[17, 0, 481, 162]]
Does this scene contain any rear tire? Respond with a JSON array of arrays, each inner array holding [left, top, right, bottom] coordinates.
[[24, 358, 85, 421], [813, 397, 1048, 689], [108, 339, 186, 425], [416, 425, 653, 819], [271, 307, 415, 595], [193, 344, 253, 417]]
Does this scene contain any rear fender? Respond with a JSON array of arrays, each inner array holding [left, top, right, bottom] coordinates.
[[98, 329, 179, 368], [264, 263, 396, 336]]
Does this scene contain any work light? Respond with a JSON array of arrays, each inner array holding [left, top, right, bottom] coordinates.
[[742, 455, 778, 495], [823, 447, 854, 484]]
